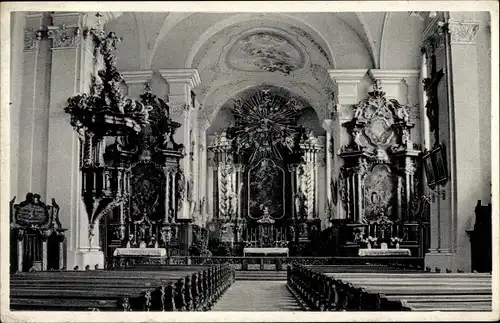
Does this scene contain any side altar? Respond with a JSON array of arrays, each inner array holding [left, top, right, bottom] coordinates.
[[333, 81, 429, 258]]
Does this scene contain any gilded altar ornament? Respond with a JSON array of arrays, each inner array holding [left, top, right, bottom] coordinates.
[[231, 89, 303, 162]]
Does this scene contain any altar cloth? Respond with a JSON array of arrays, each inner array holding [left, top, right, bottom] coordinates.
[[113, 248, 167, 257], [358, 248, 411, 257], [243, 247, 289, 257]]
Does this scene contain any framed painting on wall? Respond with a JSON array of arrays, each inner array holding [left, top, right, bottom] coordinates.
[[432, 144, 448, 185], [422, 150, 436, 188]]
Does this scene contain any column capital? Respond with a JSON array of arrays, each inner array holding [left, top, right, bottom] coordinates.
[[24, 14, 43, 52], [328, 69, 368, 105], [47, 24, 81, 49], [447, 20, 480, 44], [159, 68, 201, 88], [121, 70, 153, 86]]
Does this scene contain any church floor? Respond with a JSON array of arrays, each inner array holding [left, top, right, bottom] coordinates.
[[211, 281, 304, 311]]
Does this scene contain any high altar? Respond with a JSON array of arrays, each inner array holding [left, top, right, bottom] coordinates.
[[207, 88, 324, 253]]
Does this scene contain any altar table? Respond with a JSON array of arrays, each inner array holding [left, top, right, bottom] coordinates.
[[113, 248, 167, 257], [358, 248, 411, 257], [243, 247, 289, 257]]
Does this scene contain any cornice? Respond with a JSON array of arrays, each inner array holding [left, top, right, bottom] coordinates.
[[328, 69, 368, 84], [121, 70, 153, 86], [158, 68, 201, 88], [369, 69, 420, 84]]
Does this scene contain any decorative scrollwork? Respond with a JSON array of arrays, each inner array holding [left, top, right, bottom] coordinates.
[[24, 27, 42, 51], [448, 20, 479, 44], [230, 89, 304, 163]]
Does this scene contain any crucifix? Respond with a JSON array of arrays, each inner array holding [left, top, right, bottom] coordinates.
[[422, 46, 444, 144]]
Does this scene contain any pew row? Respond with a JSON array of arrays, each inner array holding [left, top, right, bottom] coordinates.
[[287, 264, 492, 311], [10, 264, 235, 311]]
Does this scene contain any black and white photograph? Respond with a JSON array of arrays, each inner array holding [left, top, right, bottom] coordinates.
[[0, 1, 498, 322]]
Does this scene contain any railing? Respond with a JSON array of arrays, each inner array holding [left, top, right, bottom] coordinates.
[[106, 255, 425, 270]]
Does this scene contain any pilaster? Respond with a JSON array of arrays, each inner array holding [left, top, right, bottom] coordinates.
[[446, 16, 481, 272], [18, 13, 43, 200], [159, 68, 201, 220], [45, 12, 122, 270], [9, 12, 26, 200], [322, 119, 334, 203], [328, 70, 367, 220]]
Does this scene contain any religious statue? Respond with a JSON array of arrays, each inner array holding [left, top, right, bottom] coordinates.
[[227, 191, 238, 219], [294, 189, 307, 219], [186, 177, 194, 203], [176, 171, 186, 211], [299, 222, 309, 239], [199, 197, 206, 216]]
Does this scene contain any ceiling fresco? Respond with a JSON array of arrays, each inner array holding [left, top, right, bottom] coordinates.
[[226, 32, 305, 75]]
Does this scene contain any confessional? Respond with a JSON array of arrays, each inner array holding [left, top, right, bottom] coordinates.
[[10, 193, 66, 272]]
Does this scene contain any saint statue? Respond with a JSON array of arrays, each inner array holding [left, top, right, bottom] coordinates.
[[294, 189, 307, 219]]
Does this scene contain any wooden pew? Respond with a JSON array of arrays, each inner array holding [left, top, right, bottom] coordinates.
[[10, 264, 235, 312], [326, 272, 491, 311], [287, 264, 492, 312]]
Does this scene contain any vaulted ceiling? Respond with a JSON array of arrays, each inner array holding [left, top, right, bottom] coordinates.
[[106, 12, 424, 123]]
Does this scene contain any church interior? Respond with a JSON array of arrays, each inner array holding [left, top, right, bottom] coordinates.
[[4, 9, 496, 313]]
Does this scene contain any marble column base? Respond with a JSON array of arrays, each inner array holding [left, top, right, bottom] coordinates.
[[425, 251, 454, 272], [67, 248, 104, 270]]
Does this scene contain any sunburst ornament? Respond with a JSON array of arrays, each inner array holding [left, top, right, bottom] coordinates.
[[231, 89, 303, 162]]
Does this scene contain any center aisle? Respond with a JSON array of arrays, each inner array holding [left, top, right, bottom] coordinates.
[[211, 281, 304, 311]]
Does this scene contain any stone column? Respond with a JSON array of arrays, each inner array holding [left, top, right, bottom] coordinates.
[[45, 12, 121, 270], [163, 166, 173, 224], [197, 120, 210, 226], [322, 120, 334, 203], [288, 165, 297, 219], [59, 236, 65, 270], [328, 69, 368, 220], [17, 238, 24, 272], [42, 238, 48, 271], [159, 69, 201, 221]]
